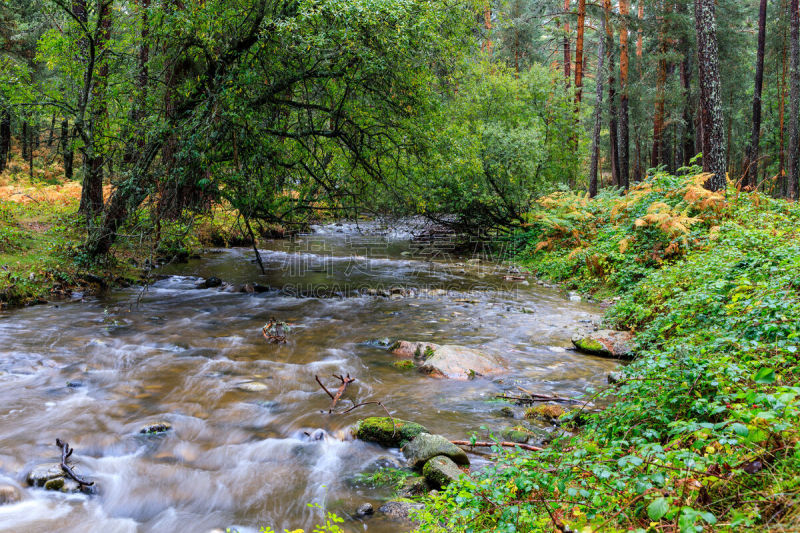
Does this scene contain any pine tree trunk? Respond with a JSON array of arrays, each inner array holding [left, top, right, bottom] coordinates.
[[590, 12, 607, 197], [574, 0, 586, 105], [680, 56, 695, 167], [618, 0, 630, 188], [789, 0, 800, 198], [62, 119, 74, 180], [744, 0, 768, 189], [780, 8, 788, 192], [652, 27, 667, 168], [604, 0, 620, 187], [563, 0, 571, 83], [0, 109, 10, 172], [482, 7, 493, 56], [695, 0, 727, 191], [47, 114, 56, 147]]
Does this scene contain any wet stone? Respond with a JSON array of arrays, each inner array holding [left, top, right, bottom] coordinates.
[[378, 501, 424, 521], [139, 421, 172, 435], [0, 485, 21, 505], [355, 503, 374, 517], [236, 381, 269, 392], [27, 463, 63, 487], [402, 433, 469, 469]]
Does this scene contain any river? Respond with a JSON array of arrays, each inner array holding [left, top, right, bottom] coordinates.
[[0, 222, 616, 532]]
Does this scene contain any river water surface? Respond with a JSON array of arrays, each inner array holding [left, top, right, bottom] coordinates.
[[0, 223, 616, 532]]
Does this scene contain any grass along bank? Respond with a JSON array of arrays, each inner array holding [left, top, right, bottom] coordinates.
[[415, 170, 800, 532]]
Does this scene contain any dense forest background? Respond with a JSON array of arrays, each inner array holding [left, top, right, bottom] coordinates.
[[0, 0, 797, 249]]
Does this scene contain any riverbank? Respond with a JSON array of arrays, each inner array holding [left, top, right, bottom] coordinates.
[[0, 160, 281, 308], [416, 172, 800, 531]]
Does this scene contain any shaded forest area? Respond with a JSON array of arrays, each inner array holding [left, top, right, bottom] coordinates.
[[1, 0, 798, 257]]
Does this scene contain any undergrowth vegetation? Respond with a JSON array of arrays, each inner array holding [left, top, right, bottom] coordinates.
[[415, 171, 800, 532]]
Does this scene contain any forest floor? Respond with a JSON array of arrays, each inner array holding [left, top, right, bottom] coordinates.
[[416, 172, 800, 532]]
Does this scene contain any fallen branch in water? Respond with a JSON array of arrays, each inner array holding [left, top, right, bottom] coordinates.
[[55, 439, 94, 488], [315, 373, 356, 412], [451, 440, 543, 452], [495, 390, 586, 405]]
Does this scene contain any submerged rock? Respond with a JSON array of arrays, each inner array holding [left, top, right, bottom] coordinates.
[[402, 433, 469, 469], [422, 455, 463, 488], [355, 503, 374, 517], [355, 417, 428, 448], [571, 330, 634, 359], [0, 484, 21, 505], [195, 277, 222, 289], [139, 421, 172, 435], [236, 381, 269, 392], [378, 500, 424, 521]]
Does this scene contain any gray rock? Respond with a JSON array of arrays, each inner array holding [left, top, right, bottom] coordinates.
[[402, 433, 469, 469], [0, 485, 21, 505], [195, 277, 222, 289], [422, 455, 463, 488], [607, 371, 623, 384], [355, 503, 374, 517], [420, 345, 504, 380], [26, 463, 63, 487], [571, 330, 634, 359], [378, 501, 424, 521]]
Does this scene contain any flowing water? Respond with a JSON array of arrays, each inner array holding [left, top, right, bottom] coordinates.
[[0, 223, 617, 533]]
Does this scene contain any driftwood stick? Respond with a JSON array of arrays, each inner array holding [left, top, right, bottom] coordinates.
[[315, 375, 335, 399], [55, 439, 94, 487], [451, 440, 543, 452], [329, 373, 355, 412], [496, 394, 585, 405]]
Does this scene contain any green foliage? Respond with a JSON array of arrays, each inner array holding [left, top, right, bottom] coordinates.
[[415, 175, 800, 532]]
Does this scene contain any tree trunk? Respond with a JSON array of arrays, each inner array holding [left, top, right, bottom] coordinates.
[[574, 0, 586, 105], [780, 8, 788, 192], [0, 109, 10, 172], [652, 24, 667, 168], [47, 114, 56, 147], [563, 0, 571, 83], [744, 0, 768, 189], [482, 7, 493, 56], [790, 0, 800, 199], [62, 119, 74, 180], [603, 0, 620, 187], [80, 0, 111, 214], [589, 12, 607, 197], [680, 56, 695, 167], [21, 122, 28, 161], [618, 0, 630, 188], [695, 0, 727, 191]]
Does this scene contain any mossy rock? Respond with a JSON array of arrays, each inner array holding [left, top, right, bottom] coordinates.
[[392, 360, 416, 370], [571, 330, 634, 359], [422, 455, 463, 489], [524, 404, 566, 423], [355, 417, 428, 448], [501, 426, 534, 443]]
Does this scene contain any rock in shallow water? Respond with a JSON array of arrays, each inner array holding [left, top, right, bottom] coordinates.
[[236, 381, 269, 392], [378, 500, 424, 521], [355, 417, 428, 448], [139, 421, 172, 434], [355, 503, 374, 517], [571, 329, 634, 359], [390, 341, 504, 380], [0, 485, 21, 504], [26, 463, 63, 487], [402, 433, 469, 469], [422, 455, 463, 488]]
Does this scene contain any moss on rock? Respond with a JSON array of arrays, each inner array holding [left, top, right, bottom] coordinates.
[[355, 417, 428, 447]]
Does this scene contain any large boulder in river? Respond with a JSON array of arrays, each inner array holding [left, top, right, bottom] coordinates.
[[391, 341, 504, 380], [422, 455, 463, 488], [571, 330, 634, 359], [402, 433, 469, 469], [355, 417, 428, 448]]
